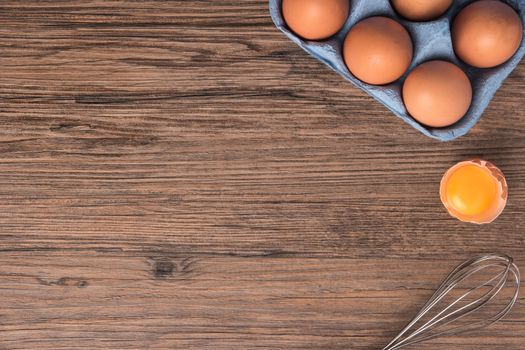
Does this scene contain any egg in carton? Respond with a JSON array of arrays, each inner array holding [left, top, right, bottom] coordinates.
[[269, 0, 525, 141]]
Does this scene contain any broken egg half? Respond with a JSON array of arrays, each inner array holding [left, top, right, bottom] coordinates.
[[440, 160, 508, 224]]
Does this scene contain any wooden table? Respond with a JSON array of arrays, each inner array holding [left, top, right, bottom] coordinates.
[[1, 1, 524, 349]]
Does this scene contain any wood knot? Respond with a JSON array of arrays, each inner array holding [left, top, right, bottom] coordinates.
[[149, 257, 198, 280], [49, 122, 93, 132], [37, 277, 89, 288], [152, 258, 175, 278], [76, 280, 89, 288]]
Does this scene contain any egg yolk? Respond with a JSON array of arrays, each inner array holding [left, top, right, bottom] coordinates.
[[445, 164, 497, 216]]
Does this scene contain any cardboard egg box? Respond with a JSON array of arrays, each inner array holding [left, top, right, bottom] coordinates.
[[269, 0, 525, 141]]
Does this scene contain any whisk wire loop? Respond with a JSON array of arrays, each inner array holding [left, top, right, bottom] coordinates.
[[383, 254, 520, 350]]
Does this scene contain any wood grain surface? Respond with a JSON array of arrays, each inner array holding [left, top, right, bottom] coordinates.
[[1, 1, 524, 349]]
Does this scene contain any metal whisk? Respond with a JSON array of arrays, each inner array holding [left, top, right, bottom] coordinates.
[[383, 254, 520, 350]]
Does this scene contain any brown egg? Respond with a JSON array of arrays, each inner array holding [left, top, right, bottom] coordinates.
[[391, 0, 453, 21], [402, 61, 472, 127], [452, 0, 523, 68], [282, 0, 350, 41], [343, 17, 413, 85]]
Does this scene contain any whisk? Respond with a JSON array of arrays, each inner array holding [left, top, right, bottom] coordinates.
[[383, 254, 520, 350]]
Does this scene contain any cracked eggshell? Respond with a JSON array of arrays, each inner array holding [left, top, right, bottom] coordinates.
[[440, 159, 508, 224]]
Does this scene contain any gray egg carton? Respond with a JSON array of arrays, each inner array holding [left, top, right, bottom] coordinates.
[[269, 0, 525, 141]]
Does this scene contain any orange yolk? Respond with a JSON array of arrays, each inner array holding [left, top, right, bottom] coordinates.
[[444, 164, 497, 216]]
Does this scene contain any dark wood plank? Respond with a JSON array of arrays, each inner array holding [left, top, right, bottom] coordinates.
[[1, 252, 523, 350], [0, 1, 524, 349]]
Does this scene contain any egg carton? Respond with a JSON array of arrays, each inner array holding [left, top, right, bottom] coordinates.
[[269, 0, 525, 141]]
